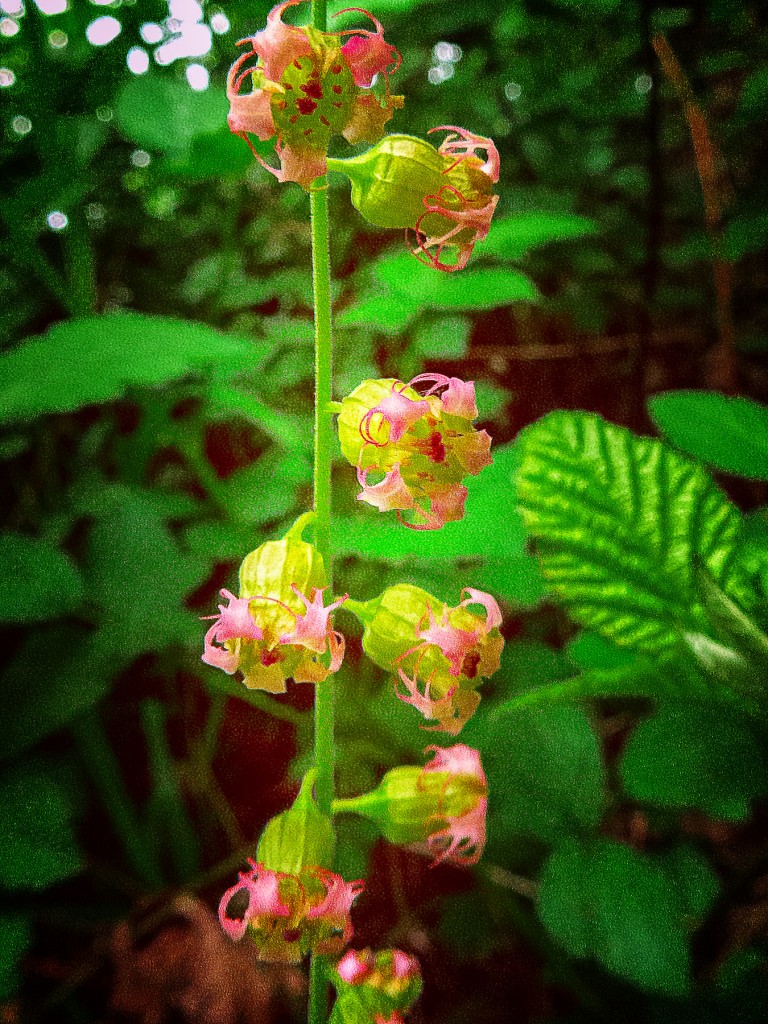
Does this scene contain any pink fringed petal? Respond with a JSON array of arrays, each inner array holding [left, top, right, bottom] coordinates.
[[395, 665, 457, 725], [360, 385, 430, 446], [431, 124, 501, 183], [279, 586, 347, 654], [417, 604, 479, 677], [218, 862, 288, 941], [408, 373, 478, 421], [202, 623, 240, 674], [336, 7, 401, 88], [450, 429, 492, 475], [423, 743, 486, 783], [246, 0, 314, 82], [357, 463, 416, 512], [214, 589, 263, 642], [427, 797, 487, 866], [460, 588, 502, 631]]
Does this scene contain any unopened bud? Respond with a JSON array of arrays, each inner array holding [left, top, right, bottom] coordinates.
[[257, 770, 335, 874]]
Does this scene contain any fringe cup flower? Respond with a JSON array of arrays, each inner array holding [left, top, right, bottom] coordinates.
[[332, 948, 422, 1023], [227, 0, 403, 188], [337, 374, 492, 530], [201, 514, 346, 692], [349, 583, 503, 733], [219, 859, 363, 962], [333, 744, 488, 866], [327, 127, 499, 270], [202, 585, 346, 692]]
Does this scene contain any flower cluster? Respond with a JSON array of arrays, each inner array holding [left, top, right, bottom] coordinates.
[[350, 583, 503, 733], [201, 516, 347, 692], [337, 373, 492, 530], [219, 859, 363, 962], [330, 127, 499, 270], [203, 585, 346, 692], [227, 0, 402, 188], [333, 948, 422, 1024], [334, 744, 488, 867]]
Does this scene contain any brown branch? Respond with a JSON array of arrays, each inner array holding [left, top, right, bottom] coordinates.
[[652, 33, 738, 393]]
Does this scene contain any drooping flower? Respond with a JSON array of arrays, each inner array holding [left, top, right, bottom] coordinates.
[[337, 374, 491, 530], [218, 859, 363, 962], [332, 948, 422, 1024], [347, 584, 503, 733], [227, 0, 403, 188], [201, 513, 347, 692], [333, 745, 488, 866], [327, 127, 499, 270]]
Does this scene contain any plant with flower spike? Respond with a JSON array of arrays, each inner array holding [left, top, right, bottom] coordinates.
[[205, 1, 505, 1019], [227, 0, 403, 188], [337, 373, 492, 529], [346, 584, 503, 733]]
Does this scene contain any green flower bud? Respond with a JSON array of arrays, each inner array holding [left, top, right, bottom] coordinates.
[[333, 765, 479, 846], [257, 770, 335, 874], [328, 135, 447, 229]]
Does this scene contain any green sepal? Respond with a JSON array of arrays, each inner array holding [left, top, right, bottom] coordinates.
[[257, 769, 335, 874]]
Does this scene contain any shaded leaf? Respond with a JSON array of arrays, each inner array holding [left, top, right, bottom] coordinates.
[[484, 212, 599, 260], [0, 915, 31, 1000], [621, 703, 768, 820], [376, 252, 539, 311], [116, 77, 226, 156], [538, 839, 693, 995]]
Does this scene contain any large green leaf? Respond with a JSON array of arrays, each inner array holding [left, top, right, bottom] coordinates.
[[332, 443, 545, 608], [649, 391, 768, 480], [0, 314, 249, 425], [516, 411, 752, 653], [0, 757, 82, 889], [538, 839, 718, 995], [483, 212, 599, 261], [0, 533, 84, 623], [621, 703, 768, 821]]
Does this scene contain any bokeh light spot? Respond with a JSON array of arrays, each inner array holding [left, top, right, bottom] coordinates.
[[127, 46, 149, 74], [185, 62, 209, 91], [86, 15, 121, 45], [0, 67, 15, 86], [12, 114, 31, 134], [46, 210, 68, 230]]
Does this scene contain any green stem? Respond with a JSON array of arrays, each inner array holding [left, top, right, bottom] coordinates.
[[71, 709, 163, 888], [310, 5, 335, 1024]]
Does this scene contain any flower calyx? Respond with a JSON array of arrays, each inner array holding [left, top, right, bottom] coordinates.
[[227, 0, 403, 188], [333, 744, 488, 867], [337, 375, 491, 530], [328, 126, 499, 270], [201, 512, 348, 692], [218, 859, 363, 962], [257, 770, 335, 875], [347, 583, 503, 733]]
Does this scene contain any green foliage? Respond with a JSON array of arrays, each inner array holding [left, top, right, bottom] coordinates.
[[516, 411, 753, 654], [0, 533, 84, 623], [0, 314, 249, 425], [621, 703, 768, 821], [538, 839, 719, 996], [649, 391, 768, 480], [483, 213, 599, 261], [0, 916, 31, 1001], [116, 77, 227, 158], [0, 757, 82, 889], [465, 702, 605, 847]]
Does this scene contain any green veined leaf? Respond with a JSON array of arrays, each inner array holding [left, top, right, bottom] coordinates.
[[0, 533, 84, 623], [516, 411, 752, 653], [0, 314, 250, 425], [649, 391, 768, 480]]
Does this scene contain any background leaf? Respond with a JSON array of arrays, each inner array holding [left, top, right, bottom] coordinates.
[[0, 533, 84, 623], [649, 391, 768, 480], [0, 314, 249, 424], [621, 703, 768, 820]]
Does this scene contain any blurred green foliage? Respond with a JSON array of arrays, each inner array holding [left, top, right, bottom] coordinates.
[[1, 0, 768, 1022]]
